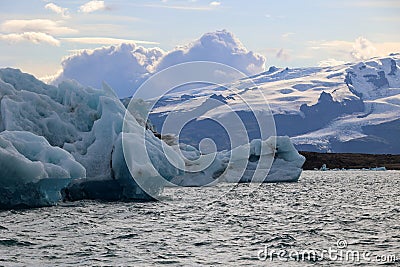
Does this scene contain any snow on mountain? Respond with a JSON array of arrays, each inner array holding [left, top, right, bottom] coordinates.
[[148, 54, 400, 154]]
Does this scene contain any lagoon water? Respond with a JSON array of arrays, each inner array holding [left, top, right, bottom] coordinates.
[[0, 171, 399, 266]]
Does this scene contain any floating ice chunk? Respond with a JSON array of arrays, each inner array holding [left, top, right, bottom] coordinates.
[[172, 136, 305, 186], [369, 166, 386, 171], [320, 164, 328, 171]]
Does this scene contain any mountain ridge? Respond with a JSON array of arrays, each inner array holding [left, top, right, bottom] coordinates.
[[148, 55, 400, 154]]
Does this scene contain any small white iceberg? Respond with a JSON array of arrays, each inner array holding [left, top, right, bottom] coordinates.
[[170, 136, 305, 186]]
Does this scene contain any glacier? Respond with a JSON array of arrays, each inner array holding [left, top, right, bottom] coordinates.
[[0, 68, 305, 209], [149, 55, 400, 154]]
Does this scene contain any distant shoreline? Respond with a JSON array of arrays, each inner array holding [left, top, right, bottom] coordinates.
[[299, 151, 400, 170]]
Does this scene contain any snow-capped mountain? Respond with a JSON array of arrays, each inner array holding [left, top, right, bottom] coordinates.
[[148, 54, 400, 154]]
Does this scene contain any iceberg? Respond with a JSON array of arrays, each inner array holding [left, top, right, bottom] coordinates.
[[170, 136, 305, 186], [0, 68, 305, 209], [0, 68, 181, 208]]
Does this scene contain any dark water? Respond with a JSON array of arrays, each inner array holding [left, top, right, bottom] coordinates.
[[0, 171, 399, 266]]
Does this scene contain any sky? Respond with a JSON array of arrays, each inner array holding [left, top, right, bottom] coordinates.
[[0, 0, 399, 80]]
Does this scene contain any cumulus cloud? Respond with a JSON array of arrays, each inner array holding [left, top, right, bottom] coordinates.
[[350, 36, 377, 60], [0, 19, 76, 35], [50, 30, 267, 98], [79, 0, 107, 13], [310, 37, 399, 62], [0, 32, 60, 46], [52, 43, 165, 98], [155, 30, 266, 75], [45, 3, 70, 18]]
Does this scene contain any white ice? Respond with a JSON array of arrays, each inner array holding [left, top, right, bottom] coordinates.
[[0, 68, 306, 209], [0, 68, 182, 207], [171, 136, 305, 186], [0, 130, 85, 208]]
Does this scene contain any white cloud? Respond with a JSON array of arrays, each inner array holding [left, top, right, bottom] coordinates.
[[50, 30, 267, 98], [79, 0, 106, 13], [0, 32, 60, 46], [350, 36, 377, 60], [209, 1, 221, 6], [45, 3, 70, 18], [60, 37, 159, 45], [1, 19, 77, 35], [155, 30, 266, 75], [309, 37, 400, 62], [40, 69, 63, 84], [318, 58, 346, 67], [52, 43, 165, 98]]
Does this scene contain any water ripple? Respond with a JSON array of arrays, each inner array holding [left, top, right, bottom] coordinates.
[[0, 171, 398, 266]]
